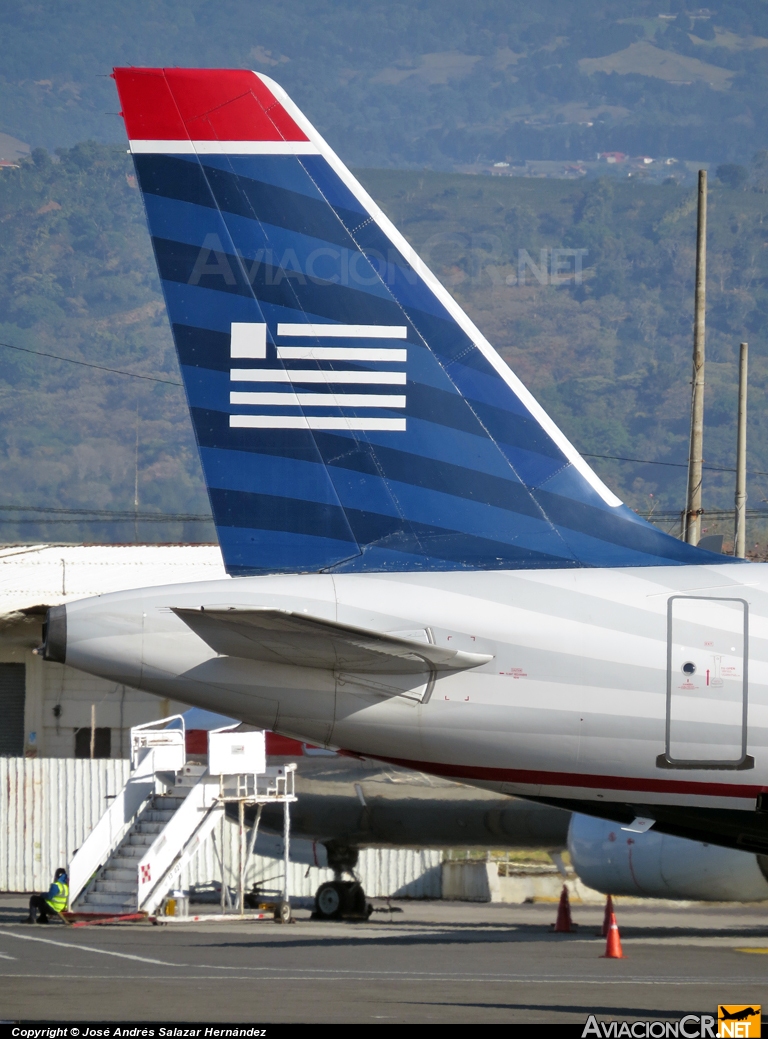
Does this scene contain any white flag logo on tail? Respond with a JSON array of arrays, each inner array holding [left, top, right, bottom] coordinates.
[[229, 323, 407, 431]]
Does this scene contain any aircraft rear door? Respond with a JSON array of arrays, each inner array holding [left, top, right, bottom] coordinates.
[[660, 596, 752, 770]]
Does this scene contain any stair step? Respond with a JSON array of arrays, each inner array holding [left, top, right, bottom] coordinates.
[[128, 834, 155, 846], [143, 810, 176, 822], [103, 868, 136, 883], [154, 797, 186, 810], [108, 865, 140, 877], [79, 904, 137, 916], [113, 845, 145, 859], [134, 822, 165, 834], [82, 891, 136, 907], [93, 879, 137, 894]]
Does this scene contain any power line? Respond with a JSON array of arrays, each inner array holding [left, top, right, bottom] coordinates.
[[583, 452, 768, 478], [4, 339, 768, 507], [584, 452, 686, 469], [648, 509, 768, 519], [0, 519, 211, 525], [0, 504, 212, 523], [2, 339, 766, 478], [0, 340, 183, 387]]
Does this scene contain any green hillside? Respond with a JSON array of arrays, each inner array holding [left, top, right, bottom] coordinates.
[[0, 144, 767, 548], [0, 145, 211, 544], [2, 1, 768, 167]]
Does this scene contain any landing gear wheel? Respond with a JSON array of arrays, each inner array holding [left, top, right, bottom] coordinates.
[[274, 899, 292, 924], [345, 882, 367, 917], [315, 881, 344, 919], [314, 880, 372, 921]]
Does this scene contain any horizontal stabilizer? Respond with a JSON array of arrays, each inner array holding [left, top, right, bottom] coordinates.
[[173, 607, 492, 674]]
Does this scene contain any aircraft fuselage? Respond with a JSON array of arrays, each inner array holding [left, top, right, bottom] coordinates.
[[51, 562, 768, 840]]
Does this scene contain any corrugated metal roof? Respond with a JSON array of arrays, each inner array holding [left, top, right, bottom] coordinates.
[[0, 543, 228, 615]]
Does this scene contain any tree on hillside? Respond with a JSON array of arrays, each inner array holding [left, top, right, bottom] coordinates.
[[716, 164, 749, 190]]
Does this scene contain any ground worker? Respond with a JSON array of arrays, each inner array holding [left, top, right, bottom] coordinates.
[[26, 868, 68, 923]]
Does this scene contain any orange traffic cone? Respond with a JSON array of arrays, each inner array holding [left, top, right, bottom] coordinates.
[[601, 912, 625, 958], [550, 884, 577, 932], [600, 894, 614, 937]]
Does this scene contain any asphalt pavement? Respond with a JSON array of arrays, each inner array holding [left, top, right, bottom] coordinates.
[[0, 894, 767, 1024]]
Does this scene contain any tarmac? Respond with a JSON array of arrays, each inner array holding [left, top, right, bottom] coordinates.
[[0, 893, 767, 1024]]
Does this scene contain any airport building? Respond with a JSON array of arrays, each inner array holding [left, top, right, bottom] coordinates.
[[0, 543, 225, 758], [0, 544, 445, 899]]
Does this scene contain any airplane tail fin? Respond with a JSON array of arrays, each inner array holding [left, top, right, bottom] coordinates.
[[113, 68, 725, 575]]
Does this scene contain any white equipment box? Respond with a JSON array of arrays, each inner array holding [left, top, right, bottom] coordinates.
[[208, 728, 266, 776]]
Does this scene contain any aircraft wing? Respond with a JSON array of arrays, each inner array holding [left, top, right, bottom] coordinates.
[[172, 607, 492, 674]]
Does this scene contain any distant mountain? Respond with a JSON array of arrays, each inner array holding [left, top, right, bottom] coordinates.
[[1, 1, 768, 167], [1, 143, 767, 548]]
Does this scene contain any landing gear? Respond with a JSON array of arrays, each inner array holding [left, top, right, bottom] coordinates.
[[313, 880, 372, 921], [315, 880, 345, 919], [312, 844, 373, 922], [345, 881, 369, 918]]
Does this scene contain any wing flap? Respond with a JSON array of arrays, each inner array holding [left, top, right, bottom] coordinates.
[[172, 607, 492, 674]]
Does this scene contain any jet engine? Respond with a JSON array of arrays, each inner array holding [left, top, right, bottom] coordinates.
[[568, 813, 768, 901]]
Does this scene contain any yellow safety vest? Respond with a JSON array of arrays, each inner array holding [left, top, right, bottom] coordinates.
[[46, 880, 68, 913]]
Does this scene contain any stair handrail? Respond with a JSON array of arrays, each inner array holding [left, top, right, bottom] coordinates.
[[69, 749, 157, 906], [136, 769, 217, 913], [131, 715, 186, 771], [140, 797, 225, 916]]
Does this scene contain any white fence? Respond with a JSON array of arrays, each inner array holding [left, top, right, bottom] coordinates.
[[1, 757, 131, 892], [0, 758, 442, 899], [180, 822, 442, 900]]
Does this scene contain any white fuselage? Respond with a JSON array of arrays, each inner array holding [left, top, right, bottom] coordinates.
[[61, 562, 768, 814]]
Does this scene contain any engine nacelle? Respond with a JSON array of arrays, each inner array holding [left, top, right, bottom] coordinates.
[[569, 813, 768, 901]]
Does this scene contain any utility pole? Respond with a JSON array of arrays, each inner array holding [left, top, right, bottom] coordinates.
[[734, 342, 748, 558], [133, 402, 140, 544], [684, 170, 708, 545]]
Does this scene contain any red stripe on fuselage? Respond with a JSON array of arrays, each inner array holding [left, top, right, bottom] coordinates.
[[363, 755, 765, 801], [113, 68, 308, 143]]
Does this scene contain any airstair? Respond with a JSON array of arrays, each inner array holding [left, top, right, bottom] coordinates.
[[67, 717, 296, 919]]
